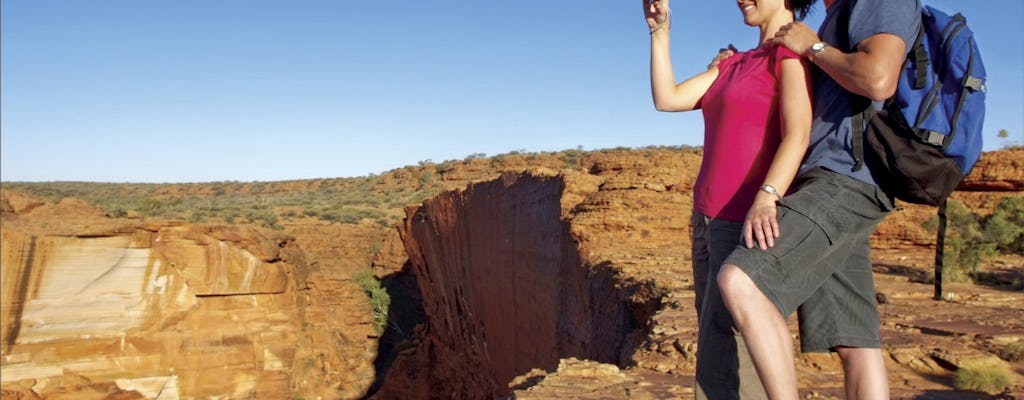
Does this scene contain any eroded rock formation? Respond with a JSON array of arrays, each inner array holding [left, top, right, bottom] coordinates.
[[373, 149, 1024, 398], [371, 171, 660, 399], [1, 148, 1020, 399], [0, 192, 381, 400]]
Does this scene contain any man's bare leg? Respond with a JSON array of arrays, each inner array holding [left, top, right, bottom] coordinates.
[[836, 346, 890, 400]]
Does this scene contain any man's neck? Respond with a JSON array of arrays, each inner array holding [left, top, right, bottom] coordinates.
[[823, 0, 837, 9]]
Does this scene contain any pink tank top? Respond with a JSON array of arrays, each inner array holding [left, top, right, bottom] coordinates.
[[694, 44, 802, 221]]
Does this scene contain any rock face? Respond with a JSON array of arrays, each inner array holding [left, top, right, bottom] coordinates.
[[959, 147, 1024, 191], [372, 171, 660, 399], [871, 148, 1024, 251], [0, 193, 379, 400], [1, 148, 1021, 399], [375, 149, 1024, 398]]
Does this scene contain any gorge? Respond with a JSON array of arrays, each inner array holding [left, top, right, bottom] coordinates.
[[2, 148, 1022, 399]]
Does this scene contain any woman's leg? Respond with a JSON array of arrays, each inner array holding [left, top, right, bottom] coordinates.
[[718, 264, 799, 400], [695, 215, 767, 399]]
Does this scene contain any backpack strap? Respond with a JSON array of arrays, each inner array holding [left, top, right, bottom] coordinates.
[[910, 26, 928, 89], [849, 4, 927, 171], [834, 0, 869, 172], [850, 95, 864, 171]]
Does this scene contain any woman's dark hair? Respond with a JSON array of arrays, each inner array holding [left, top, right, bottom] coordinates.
[[789, 0, 816, 21]]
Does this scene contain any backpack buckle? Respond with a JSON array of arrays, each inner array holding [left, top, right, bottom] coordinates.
[[964, 76, 985, 92], [923, 130, 946, 146]]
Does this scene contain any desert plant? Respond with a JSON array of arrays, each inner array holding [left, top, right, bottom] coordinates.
[[370, 240, 383, 258], [953, 362, 1012, 393], [353, 269, 391, 334], [559, 149, 582, 170], [984, 196, 1024, 254], [189, 210, 207, 223], [1000, 340, 1024, 362], [925, 200, 997, 282]]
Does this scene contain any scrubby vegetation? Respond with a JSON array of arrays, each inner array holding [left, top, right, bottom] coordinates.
[[1, 146, 700, 229], [925, 197, 1024, 283], [353, 269, 392, 335], [1000, 340, 1024, 362], [953, 361, 1013, 394]]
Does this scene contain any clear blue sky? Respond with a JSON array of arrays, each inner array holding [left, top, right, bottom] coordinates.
[[2, 0, 1021, 183]]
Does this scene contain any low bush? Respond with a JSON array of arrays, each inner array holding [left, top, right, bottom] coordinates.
[[1000, 340, 1024, 362], [953, 362, 1012, 393]]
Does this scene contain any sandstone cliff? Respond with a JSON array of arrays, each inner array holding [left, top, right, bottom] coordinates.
[[1, 148, 1021, 399], [376, 148, 1023, 399], [370, 171, 661, 399], [0, 192, 382, 399]]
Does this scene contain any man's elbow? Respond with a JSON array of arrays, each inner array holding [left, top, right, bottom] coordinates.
[[862, 74, 899, 102]]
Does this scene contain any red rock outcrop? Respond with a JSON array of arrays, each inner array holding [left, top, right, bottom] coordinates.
[[372, 170, 661, 399], [0, 191, 378, 400], [1, 148, 1019, 399], [958, 148, 1024, 192], [374, 149, 1023, 398]]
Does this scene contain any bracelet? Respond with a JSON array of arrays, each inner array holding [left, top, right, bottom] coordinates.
[[649, 6, 672, 35], [760, 184, 782, 200]]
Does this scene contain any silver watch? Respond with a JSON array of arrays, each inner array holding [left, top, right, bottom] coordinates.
[[809, 41, 828, 57]]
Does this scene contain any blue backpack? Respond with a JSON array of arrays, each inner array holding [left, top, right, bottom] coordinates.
[[853, 5, 987, 206]]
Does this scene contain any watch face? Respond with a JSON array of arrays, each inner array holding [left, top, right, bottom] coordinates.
[[812, 42, 825, 53]]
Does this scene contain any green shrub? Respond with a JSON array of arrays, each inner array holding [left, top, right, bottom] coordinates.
[[189, 210, 206, 223], [984, 196, 1024, 253], [559, 150, 582, 170], [353, 269, 390, 334], [924, 196, 1024, 283], [953, 362, 1012, 393], [926, 200, 997, 282]]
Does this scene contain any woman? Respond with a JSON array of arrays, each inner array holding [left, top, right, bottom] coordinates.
[[643, 0, 814, 398]]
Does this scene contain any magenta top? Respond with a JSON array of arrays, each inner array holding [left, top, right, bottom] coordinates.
[[694, 44, 803, 221]]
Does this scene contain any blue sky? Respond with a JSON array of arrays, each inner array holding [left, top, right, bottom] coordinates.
[[2, 1, 1021, 183]]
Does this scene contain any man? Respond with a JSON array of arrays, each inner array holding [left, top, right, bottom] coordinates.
[[716, 0, 921, 399]]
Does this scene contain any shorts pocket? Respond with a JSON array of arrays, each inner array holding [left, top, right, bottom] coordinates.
[[760, 206, 832, 284]]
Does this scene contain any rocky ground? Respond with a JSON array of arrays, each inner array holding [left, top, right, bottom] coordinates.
[[1, 148, 1021, 399]]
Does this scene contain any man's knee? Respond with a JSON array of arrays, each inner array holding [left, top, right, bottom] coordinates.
[[835, 346, 883, 365]]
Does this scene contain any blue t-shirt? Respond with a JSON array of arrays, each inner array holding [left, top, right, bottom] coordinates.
[[798, 0, 921, 185]]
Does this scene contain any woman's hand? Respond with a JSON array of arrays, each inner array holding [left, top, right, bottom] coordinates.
[[743, 193, 780, 250], [708, 44, 737, 70], [644, 0, 670, 32]]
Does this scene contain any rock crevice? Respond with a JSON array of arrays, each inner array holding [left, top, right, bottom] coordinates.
[[372, 172, 660, 399]]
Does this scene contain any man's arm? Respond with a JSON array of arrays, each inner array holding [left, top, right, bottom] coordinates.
[[806, 33, 907, 101], [772, 22, 907, 101]]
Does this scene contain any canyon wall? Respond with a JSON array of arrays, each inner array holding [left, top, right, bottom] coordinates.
[[372, 171, 661, 399], [375, 149, 1024, 398], [0, 192, 382, 400], [0, 148, 1019, 399]]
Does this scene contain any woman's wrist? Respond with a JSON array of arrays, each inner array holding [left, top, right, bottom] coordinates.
[[649, 26, 670, 38], [649, 22, 669, 35], [754, 190, 780, 206], [759, 184, 783, 200]]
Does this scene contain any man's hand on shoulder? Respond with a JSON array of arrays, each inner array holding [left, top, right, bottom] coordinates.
[[772, 22, 820, 57]]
